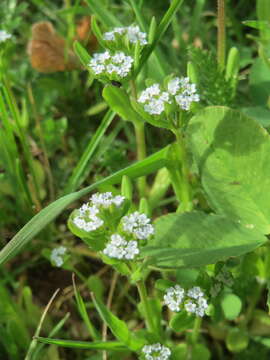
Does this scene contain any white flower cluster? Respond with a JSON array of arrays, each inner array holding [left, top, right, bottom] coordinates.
[[89, 50, 134, 79], [0, 30, 12, 43], [122, 211, 154, 240], [138, 77, 200, 115], [164, 285, 208, 317], [91, 192, 125, 208], [73, 192, 124, 232], [103, 25, 147, 45], [50, 246, 67, 267], [168, 77, 200, 111], [103, 234, 139, 260], [164, 285, 185, 312], [142, 343, 171, 360], [138, 84, 171, 115]]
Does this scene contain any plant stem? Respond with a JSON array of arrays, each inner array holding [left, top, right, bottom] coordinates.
[[217, 0, 226, 69], [130, 80, 147, 197], [136, 280, 156, 334], [191, 316, 202, 344], [102, 271, 119, 360], [173, 130, 193, 212]]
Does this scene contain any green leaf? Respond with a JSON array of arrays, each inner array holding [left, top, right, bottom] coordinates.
[[142, 211, 266, 269], [221, 293, 242, 320], [102, 86, 142, 125], [169, 312, 194, 332], [36, 337, 127, 350], [188, 106, 270, 234], [250, 58, 270, 106], [131, 99, 171, 129], [92, 295, 144, 351], [72, 276, 100, 340], [136, 0, 184, 76], [0, 146, 169, 265], [73, 41, 91, 67], [85, 0, 121, 27], [226, 328, 249, 353], [191, 344, 211, 360], [241, 107, 270, 128]]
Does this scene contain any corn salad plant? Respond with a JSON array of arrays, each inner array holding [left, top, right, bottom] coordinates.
[[1, 0, 270, 359]]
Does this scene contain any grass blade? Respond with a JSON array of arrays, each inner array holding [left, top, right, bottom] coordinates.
[[85, 0, 121, 27], [0, 145, 170, 265], [63, 109, 115, 194], [35, 337, 127, 350], [136, 0, 184, 76]]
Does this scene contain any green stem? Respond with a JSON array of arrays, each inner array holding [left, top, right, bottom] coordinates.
[[186, 316, 202, 360], [130, 80, 147, 197], [134, 122, 147, 197], [136, 280, 156, 334], [217, 0, 226, 69], [173, 130, 193, 212], [191, 316, 202, 344]]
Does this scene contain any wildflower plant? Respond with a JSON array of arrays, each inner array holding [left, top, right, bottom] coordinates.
[[2, 0, 270, 359]]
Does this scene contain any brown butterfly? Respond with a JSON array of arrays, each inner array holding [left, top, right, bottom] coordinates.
[[27, 18, 96, 73]]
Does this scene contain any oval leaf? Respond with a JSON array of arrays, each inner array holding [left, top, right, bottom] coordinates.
[[142, 211, 266, 268], [188, 106, 270, 234]]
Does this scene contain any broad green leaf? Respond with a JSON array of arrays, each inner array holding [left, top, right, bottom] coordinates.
[[241, 107, 270, 128], [221, 293, 242, 320], [73, 41, 91, 67], [250, 58, 270, 106], [36, 337, 127, 350], [92, 295, 144, 351], [0, 146, 169, 265], [188, 106, 270, 234], [142, 211, 266, 269], [102, 86, 142, 125]]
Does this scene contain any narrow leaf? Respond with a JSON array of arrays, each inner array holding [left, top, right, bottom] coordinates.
[[92, 294, 144, 351], [36, 337, 127, 350]]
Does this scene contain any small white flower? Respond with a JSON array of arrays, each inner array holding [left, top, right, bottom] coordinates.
[[142, 343, 171, 360], [89, 51, 133, 79], [185, 286, 208, 317], [185, 300, 197, 314], [51, 246, 67, 267], [164, 285, 185, 312], [0, 30, 12, 43], [103, 25, 147, 45], [90, 192, 125, 208], [171, 76, 200, 111], [73, 203, 104, 232], [122, 211, 154, 240], [138, 83, 171, 116], [187, 286, 204, 299], [103, 234, 139, 260], [167, 77, 180, 95]]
